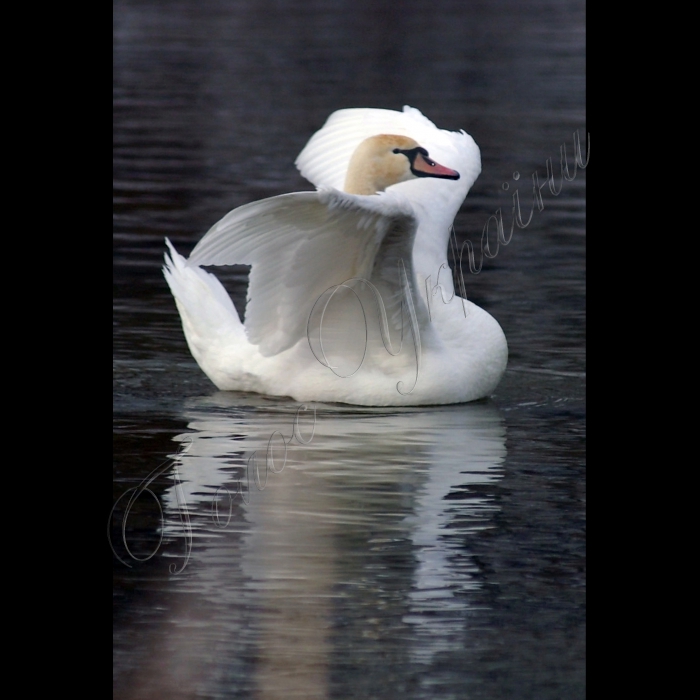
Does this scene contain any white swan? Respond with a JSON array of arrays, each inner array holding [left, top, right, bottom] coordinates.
[[163, 106, 507, 406]]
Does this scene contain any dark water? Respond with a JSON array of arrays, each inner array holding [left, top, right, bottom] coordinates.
[[113, 1, 586, 698]]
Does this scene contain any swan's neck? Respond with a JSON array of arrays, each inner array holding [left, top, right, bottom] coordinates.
[[344, 166, 412, 196]]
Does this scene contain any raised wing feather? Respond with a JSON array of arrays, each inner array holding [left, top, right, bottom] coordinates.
[[188, 189, 417, 357]]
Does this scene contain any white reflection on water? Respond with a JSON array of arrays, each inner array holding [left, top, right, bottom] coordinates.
[[158, 393, 506, 698]]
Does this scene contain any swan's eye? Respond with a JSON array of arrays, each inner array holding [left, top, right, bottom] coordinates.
[[392, 148, 401, 154]]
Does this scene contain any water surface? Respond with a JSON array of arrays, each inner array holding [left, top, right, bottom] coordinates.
[[113, 1, 586, 697]]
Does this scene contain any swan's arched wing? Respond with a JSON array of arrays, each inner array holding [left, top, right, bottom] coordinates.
[[295, 106, 481, 204], [188, 189, 417, 357]]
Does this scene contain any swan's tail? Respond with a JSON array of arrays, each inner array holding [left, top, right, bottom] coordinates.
[[163, 239, 248, 385]]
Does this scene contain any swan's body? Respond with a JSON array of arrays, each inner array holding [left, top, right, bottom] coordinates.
[[164, 106, 507, 406]]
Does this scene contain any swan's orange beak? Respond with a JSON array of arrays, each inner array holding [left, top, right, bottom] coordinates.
[[412, 151, 460, 180]]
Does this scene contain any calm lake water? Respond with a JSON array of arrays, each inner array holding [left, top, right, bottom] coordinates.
[[113, 1, 586, 698]]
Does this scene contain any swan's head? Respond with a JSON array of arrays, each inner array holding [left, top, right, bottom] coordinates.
[[343, 134, 460, 196]]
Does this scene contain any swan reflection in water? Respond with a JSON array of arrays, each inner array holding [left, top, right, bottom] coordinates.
[[156, 393, 506, 699]]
